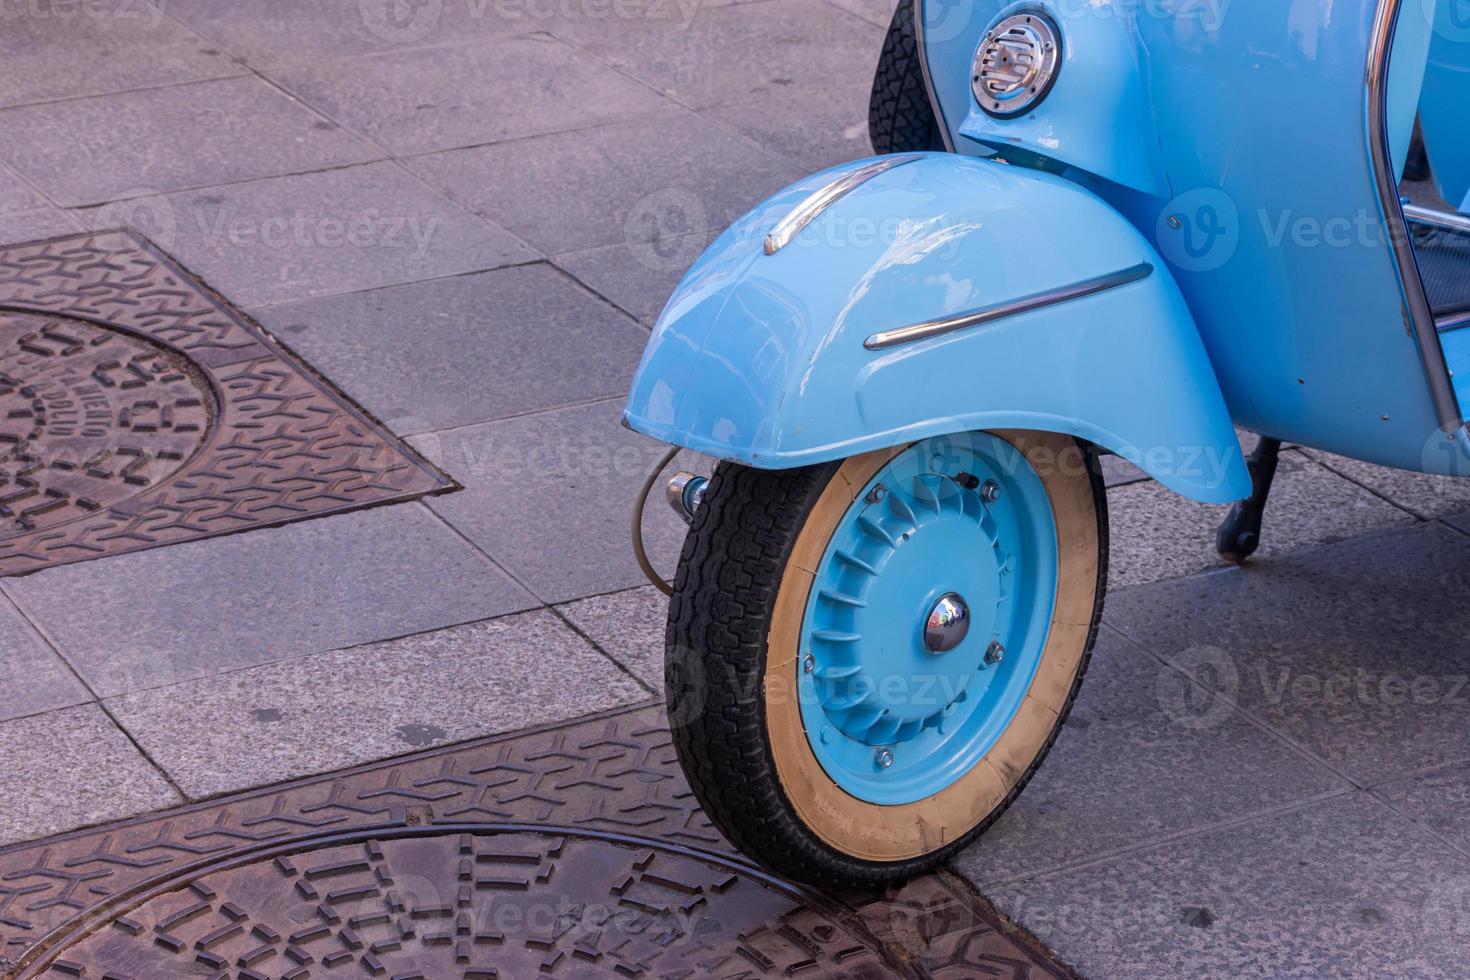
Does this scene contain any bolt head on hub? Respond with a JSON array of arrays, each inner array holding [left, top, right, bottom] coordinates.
[[924, 593, 971, 654], [985, 640, 1006, 665], [875, 747, 894, 769], [980, 480, 1001, 503]]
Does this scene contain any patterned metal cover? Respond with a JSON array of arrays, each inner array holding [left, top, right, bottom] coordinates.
[[0, 229, 454, 574], [0, 704, 1073, 979]]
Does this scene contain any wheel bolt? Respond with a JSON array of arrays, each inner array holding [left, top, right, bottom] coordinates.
[[803, 654, 815, 673], [980, 480, 1001, 503], [866, 484, 887, 504], [875, 747, 894, 769], [986, 640, 1006, 665]]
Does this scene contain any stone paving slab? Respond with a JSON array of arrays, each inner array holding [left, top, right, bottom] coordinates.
[[0, 4, 240, 109], [0, 703, 1070, 980], [716, 86, 877, 174], [554, 230, 712, 326], [953, 626, 1350, 887], [257, 263, 649, 435], [0, 76, 380, 208], [546, 0, 882, 112], [1106, 448, 1417, 589], [0, 596, 88, 725], [4, 505, 536, 697], [0, 209, 79, 249], [1105, 523, 1470, 786], [104, 610, 650, 798], [408, 107, 801, 255], [129, 162, 535, 308], [985, 791, 1470, 979], [161, 0, 537, 67], [0, 166, 43, 216], [270, 33, 669, 157], [412, 400, 693, 604], [1372, 761, 1470, 855], [1303, 448, 1470, 520], [825, 0, 899, 27], [0, 704, 180, 850], [557, 585, 669, 688], [165, 0, 765, 70]]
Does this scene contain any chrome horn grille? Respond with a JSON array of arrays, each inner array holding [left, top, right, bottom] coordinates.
[[972, 12, 1061, 119]]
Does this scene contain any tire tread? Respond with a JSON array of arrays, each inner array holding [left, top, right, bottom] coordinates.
[[666, 447, 1110, 887], [869, 0, 945, 154]]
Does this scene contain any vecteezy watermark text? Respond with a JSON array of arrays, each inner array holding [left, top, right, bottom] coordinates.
[[0, 0, 165, 26], [358, 0, 700, 43], [191, 207, 442, 260]]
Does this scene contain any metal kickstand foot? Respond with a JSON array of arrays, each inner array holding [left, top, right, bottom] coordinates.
[[1216, 437, 1283, 564]]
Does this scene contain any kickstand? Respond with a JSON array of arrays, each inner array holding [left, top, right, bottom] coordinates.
[[1216, 437, 1282, 564]]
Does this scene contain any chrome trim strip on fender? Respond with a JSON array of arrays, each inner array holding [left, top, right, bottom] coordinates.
[[1366, 0, 1465, 432], [1404, 203, 1470, 237], [913, 0, 957, 153], [863, 262, 1154, 351], [764, 154, 926, 255]]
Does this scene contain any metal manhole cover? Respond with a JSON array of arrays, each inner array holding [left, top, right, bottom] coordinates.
[[30, 828, 895, 979], [0, 705, 1073, 979], [0, 230, 453, 574], [0, 311, 211, 537]]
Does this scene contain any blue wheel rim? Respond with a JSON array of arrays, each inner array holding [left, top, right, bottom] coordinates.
[[796, 432, 1059, 805]]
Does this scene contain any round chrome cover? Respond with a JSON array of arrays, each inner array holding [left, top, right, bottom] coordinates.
[[972, 12, 1062, 119], [924, 593, 971, 654]]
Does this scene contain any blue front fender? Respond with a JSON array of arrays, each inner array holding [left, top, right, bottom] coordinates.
[[624, 154, 1250, 504]]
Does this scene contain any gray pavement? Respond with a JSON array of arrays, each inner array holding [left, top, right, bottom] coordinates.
[[0, 1, 1468, 977]]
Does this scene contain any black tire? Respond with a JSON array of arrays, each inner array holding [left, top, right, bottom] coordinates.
[[869, 0, 947, 154], [665, 439, 1109, 888]]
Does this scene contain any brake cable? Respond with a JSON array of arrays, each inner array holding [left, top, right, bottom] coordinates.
[[632, 446, 679, 597]]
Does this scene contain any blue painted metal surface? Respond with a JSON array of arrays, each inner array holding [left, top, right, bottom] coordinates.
[[1421, 4, 1470, 210], [1388, 0, 1436, 179], [797, 434, 1056, 805], [920, 0, 1467, 473], [1442, 327, 1470, 420], [955, 2, 1170, 196], [624, 153, 1249, 503]]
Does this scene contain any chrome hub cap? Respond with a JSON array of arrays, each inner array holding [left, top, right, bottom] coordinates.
[[924, 593, 971, 654]]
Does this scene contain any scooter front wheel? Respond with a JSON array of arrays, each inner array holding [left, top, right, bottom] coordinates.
[[665, 430, 1106, 887]]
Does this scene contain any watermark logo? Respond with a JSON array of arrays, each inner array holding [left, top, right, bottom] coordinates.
[[1420, 425, 1470, 480], [1426, 0, 1470, 43], [1157, 188, 1239, 272], [1157, 645, 1239, 731], [78, 189, 178, 251], [921, 0, 985, 44], [926, 1, 1231, 45], [624, 187, 707, 273], [359, 0, 444, 43], [1050, 0, 1231, 32]]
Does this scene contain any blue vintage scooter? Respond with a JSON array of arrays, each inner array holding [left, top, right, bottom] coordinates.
[[626, 0, 1470, 886]]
